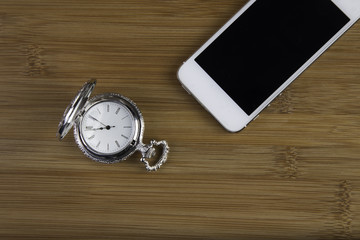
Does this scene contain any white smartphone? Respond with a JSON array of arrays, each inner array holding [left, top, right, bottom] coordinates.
[[178, 0, 360, 132]]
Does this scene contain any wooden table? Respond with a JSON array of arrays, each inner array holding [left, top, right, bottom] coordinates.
[[1, 1, 360, 239]]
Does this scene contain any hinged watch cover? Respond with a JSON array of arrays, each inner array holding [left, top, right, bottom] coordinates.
[[57, 79, 96, 140]]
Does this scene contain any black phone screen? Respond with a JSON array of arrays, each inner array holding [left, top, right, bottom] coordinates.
[[195, 0, 350, 115]]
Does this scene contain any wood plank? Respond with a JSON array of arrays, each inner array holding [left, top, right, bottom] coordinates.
[[0, 1, 360, 239]]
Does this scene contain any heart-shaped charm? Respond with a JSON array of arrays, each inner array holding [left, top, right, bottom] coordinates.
[[137, 140, 169, 171]]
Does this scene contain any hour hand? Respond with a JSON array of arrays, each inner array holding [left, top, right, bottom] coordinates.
[[91, 127, 105, 131]]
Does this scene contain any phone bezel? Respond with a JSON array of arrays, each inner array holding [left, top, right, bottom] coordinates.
[[178, 0, 360, 132]]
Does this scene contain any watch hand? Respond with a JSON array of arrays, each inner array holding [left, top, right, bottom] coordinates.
[[89, 115, 107, 127], [88, 126, 116, 131], [92, 127, 105, 131]]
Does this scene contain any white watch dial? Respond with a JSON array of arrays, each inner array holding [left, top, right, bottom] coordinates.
[[80, 101, 135, 155]]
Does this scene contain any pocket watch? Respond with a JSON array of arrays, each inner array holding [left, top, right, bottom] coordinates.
[[57, 79, 169, 171]]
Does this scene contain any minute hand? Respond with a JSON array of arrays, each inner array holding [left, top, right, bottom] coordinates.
[[89, 115, 107, 127]]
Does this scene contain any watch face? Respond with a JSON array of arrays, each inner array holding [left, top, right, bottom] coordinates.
[[80, 100, 137, 156]]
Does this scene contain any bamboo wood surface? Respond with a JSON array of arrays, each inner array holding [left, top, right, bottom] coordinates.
[[1, 1, 360, 239]]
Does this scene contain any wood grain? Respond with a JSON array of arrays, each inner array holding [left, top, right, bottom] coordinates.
[[1, 1, 360, 239]]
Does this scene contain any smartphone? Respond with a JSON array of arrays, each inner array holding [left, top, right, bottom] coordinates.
[[178, 0, 360, 132]]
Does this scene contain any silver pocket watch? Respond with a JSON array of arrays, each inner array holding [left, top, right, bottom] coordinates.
[[57, 79, 169, 171]]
